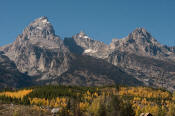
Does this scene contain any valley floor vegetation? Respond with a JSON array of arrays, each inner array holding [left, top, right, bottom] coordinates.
[[0, 85, 175, 116]]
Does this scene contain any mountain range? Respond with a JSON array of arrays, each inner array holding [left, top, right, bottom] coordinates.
[[0, 16, 175, 90]]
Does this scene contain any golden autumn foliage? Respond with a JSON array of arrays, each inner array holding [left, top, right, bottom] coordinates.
[[30, 97, 67, 108], [1, 86, 175, 116], [119, 87, 175, 116], [119, 87, 171, 99], [0, 89, 32, 99], [79, 102, 89, 111]]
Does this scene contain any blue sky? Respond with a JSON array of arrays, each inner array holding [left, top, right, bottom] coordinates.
[[0, 0, 175, 46]]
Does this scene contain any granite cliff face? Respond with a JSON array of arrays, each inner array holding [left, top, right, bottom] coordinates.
[[1, 17, 71, 81]]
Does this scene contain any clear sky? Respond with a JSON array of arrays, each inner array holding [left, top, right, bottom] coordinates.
[[0, 0, 175, 46]]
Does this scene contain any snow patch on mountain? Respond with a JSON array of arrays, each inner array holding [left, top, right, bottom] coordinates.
[[84, 49, 97, 53]]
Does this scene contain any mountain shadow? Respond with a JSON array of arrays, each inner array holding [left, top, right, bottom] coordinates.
[[64, 37, 84, 55], [39, 54, 144, 86]]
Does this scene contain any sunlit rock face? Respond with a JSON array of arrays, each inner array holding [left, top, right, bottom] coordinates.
[[109, 28, 175, 60], [64, 28, 175, 90], [0, 16, 71, 80], [107, 28, 175, 91], [65, 28, 175, 61]]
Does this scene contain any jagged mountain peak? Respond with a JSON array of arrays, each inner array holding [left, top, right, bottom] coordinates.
[[30, 16, 52, 30], [111, 28, 154, 45], [109, 28, 175, 59], [22, 16, 55, 39], [132, 27, 148, 34], [129, 27, 152, 41], [79, 31, 86, 36], [5, 16, 64, 50], [64, 31, 109, 58], [75, 31, 90, 39], [0, 16, 71, 81], [35, 16, 49, 22], [31, 16, 50, 27]]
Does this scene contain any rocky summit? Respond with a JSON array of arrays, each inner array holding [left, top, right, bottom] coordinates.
[[109, 28, 175, 61], [64, 31, 110, 58], [64, 27, 175, 91], [0, 16, 71, 81], [1, 17, 175, 90]]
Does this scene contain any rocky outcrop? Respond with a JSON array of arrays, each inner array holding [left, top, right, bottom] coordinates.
[[64, 28, 175, 90], [40, 55, 143, 86], [109, 28, 175, 61], [170, 46, 175, 53], [107, 50, 175, 90], [67, 28, 175, 61], [0, 51, 33, 89], [0, 16, 71, 81], [107, 28, 175, 90], [64, 31, 110, 58]]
